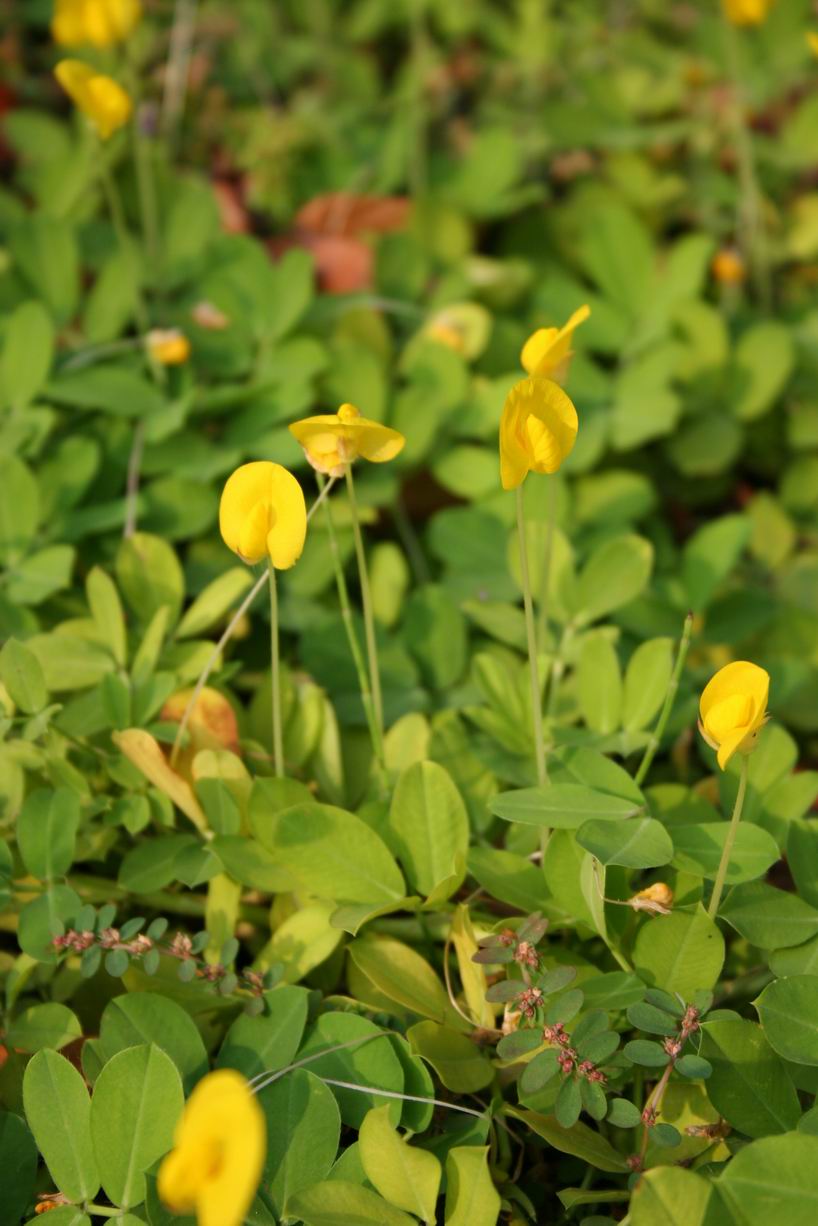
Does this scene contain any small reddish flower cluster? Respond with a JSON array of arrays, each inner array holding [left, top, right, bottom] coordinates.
[[543, 1021, 607, 1084]]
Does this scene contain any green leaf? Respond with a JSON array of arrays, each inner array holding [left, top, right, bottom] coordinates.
[[9, 214, 79, 323], [733, 322, 794, 422], [47, 365, 165, 419], [574, 534, 653, 624], [577, 632, 622, 734], [264, 803, 405, 904], [17, 788, 80, 880], [0, 299, 54, 409], [0, 637, 47, 714], [671, 823, 779, 884], [260, 1068, 341, 1219], [408, 1021, 494, 1092], [578, 204, 654, 318], [0, 1110, 38, 1226], [606, 1098, 642, 1128], [491, 783, 642, 828], [576, 817, 673, 868], [86, 567, 127, 668], [720, 882, 818, 950], [718, 1133, 818, 1226], [444, 1146, 500, 1226], [289, 1180, 416, 1226], [217, 985, 308, 1079], [6, 543, 75, 606], [296, 1013, 404, 1129], [99, 993, 209, 1094], [629, 1166, 712, 1226], [756, 976, 818, 1067], [349, 936, 465, 1030], [389, 761, 469, 898], [403, 585, 468, 689], [116, 532, 184, 627], [175, 567, 253, 640], [701, 1019, 801, 1137], [682, 514, 750, 613], [633, 907, 725, 999], [0, 455, 39, 568], [7, 1003, 82, 1053], [23, 1049, 99, 1203], [507, 1107, 629, 1173], [359, 1103, 441, 1224], [17, 885, 81, 965], [622, 638, 673, 731], [90, 1044, 184, 1209]]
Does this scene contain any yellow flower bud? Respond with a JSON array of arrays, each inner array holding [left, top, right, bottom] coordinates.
[[54, 59, 132, 140], [289, 402, 405, 477], [498, 376, 578, 490], [52, 0, 141, 48], [628, 883, 674, 916], [520, 304, 590, 383], [158, 1069, 265, 1226], [712, 248, 746, 285], [721, 0, 774, 26], [219, 462, 307, 570], [147, 328, 191, 366], [699, 660, 770, 770]]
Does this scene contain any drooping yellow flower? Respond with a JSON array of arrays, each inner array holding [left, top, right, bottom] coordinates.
[[54, 60, 132, 140], [722, 0, 773, 26], [699, 661, 770, 770], [628, 882, 674, 916], [219, 462, 307, 570], [289, 403, 405, 477], [158, 1070, 265, 1226], [147, 328, 191, 366], [499, 377, 578, 490], [807, 31, 818, 57], [52, 0, 141, 47], [520, 304, 590, 383]]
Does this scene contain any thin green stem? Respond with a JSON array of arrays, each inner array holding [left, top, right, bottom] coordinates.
[[707, 755, 749, 920], [319, 476, 385, 768], [722, 16, 771, 308], [536, 474, 558, 654], [345, 466, 384, 739], [268, 564, 284, 777], [516, 486, 547, 787], [634, 611, 694, 787]]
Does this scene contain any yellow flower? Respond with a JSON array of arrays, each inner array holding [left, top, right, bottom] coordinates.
[[520, 304, 590, 382], [722, 0, 773, 26], [158, 1069, 265, 1226], [52, 0, 141, 47], [808, 31, 818, 57], [711, 248, 746, 286], [54, 60, 132, 140], [147, 328, 191, 365], [499, 376, 578, 490], [289, 403, 405, 477], [628, 883, 674, 916], [219, 461, 307, 569], [699, 660, 770, 770]]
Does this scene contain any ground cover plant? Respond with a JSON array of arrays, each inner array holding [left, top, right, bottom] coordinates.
[[2, 0, 818, 1222]]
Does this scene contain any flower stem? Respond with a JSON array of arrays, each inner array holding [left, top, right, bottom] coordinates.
[[345, 466, 384, 740], [516, 485, 547, 786], [268, 564, 284, 777], [707, 755, 749, 920], [536, 473, 558, 654], [634, 611, 694, 787], [319, 476, 385, 768]]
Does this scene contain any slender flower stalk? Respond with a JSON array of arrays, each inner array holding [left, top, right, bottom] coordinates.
[[516, 487, 547, 786], [536, 474, 558, 654], [634, 611, 694, 787], [345, 465, 384, 740], [268, 564, 283, 776], [318, 476, 385, 768], [707, 756, 749, 919]]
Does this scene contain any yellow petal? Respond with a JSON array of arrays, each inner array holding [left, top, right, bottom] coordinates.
[[699, 660, 769, 723], [54, 59, 131, 140], [289, 409, 404, 470], [520, 327, 560, 376], [267, 464, 307, 569], [351, 420, 406, 463], [238, 500, 271, 565], [500, 376, 578, 481], [717, 727, 749, 771], [520, 305, 590, 378], [703, 693, 752, 743], [219, 462, 306, 569]]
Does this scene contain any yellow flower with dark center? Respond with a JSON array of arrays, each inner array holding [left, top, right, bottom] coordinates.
[[52, 0, 141, 47], [54, 59, 132, 140], [520, 304, 590, 383], [158, 1069, 265, 1226], [219, 462, 307, 569], [499, 377, 579, 490], [289, 403, 405, 477], [147, 328, 191, 365], [722, 0, 773, 26], [699, 660, 770, 770]]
